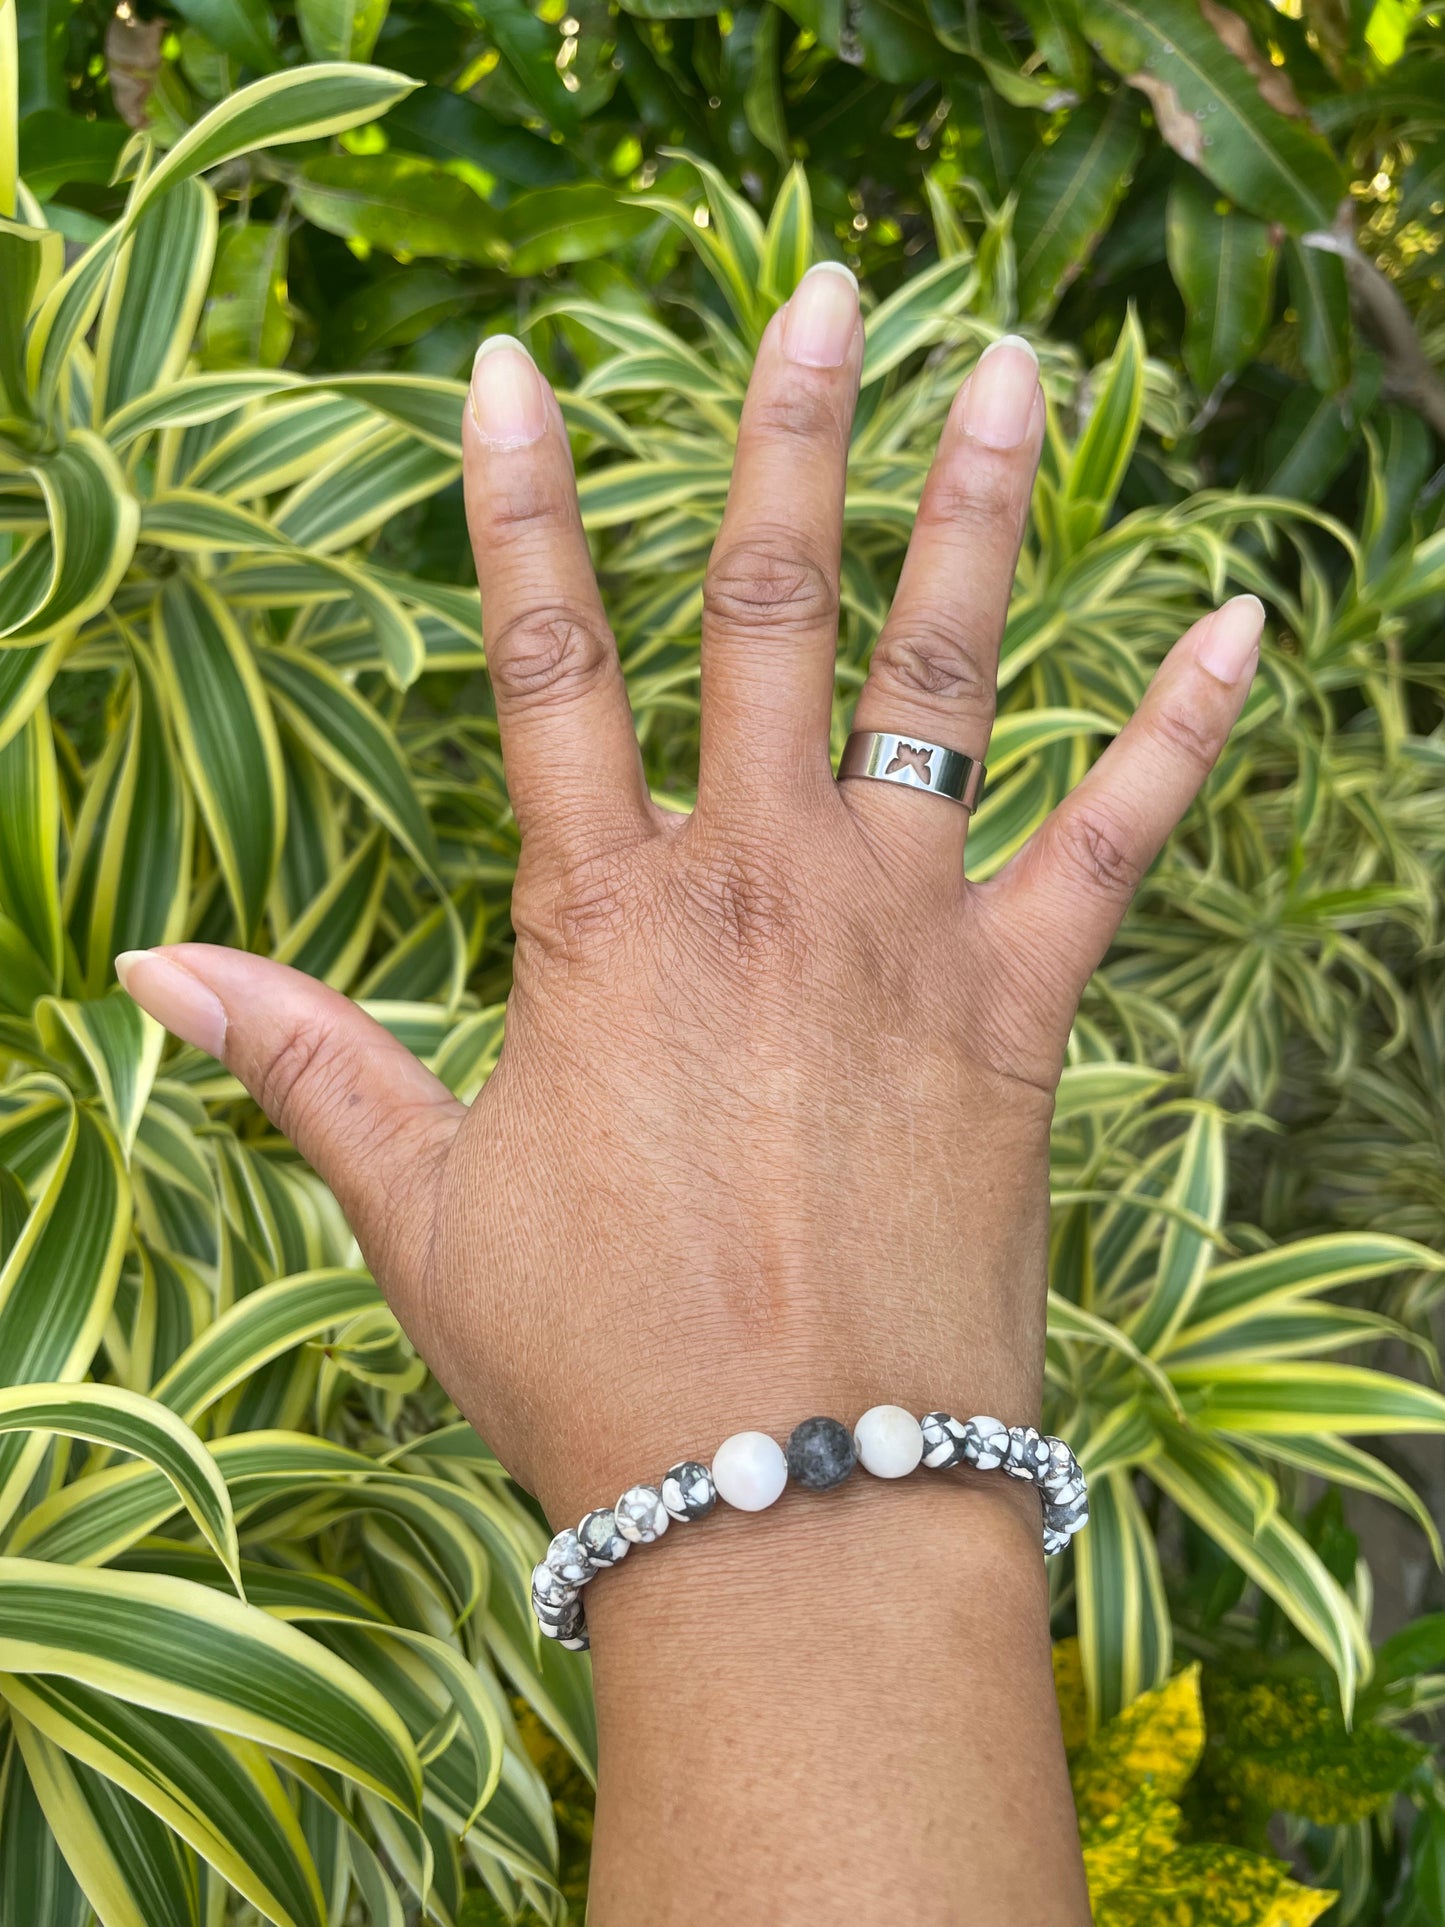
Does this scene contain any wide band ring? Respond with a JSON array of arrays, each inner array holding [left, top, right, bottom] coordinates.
[[837, 731, 986, 811]]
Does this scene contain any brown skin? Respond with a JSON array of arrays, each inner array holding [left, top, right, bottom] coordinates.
[[118, 272, 1261, 1924]]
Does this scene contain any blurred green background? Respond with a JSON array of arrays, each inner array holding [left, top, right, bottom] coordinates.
[[1, 2, 1443, 1922]]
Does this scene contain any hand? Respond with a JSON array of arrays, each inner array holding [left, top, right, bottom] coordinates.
[[118, 264, 1261, 1924]]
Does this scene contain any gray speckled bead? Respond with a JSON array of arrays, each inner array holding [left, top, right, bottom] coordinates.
[[1042, 1526, 1070, 1557], [661, 1460, 717, 1522], [920, 1412, 969, 1470], [578, 1507, 629, 1568], [614, 1484, 669, 1544], [545, 1527, 592, 1587], [559, 1627, 591, 1652], [963, 1415, 1011, 1471], [1048, 1472, 1087, 1511], [785, 1416, 857, 1491], [531, 1561, 577, 1611]]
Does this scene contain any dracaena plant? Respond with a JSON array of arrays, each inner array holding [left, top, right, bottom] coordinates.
[[0, 67, 1442, 1927]]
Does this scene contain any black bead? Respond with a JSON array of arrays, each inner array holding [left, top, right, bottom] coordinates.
[[786, 1415, 857, 1491]]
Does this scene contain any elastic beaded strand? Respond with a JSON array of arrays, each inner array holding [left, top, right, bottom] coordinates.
[[530, 1409, 1088, 1653]]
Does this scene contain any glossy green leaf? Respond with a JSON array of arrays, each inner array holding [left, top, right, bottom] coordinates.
[[1165, 173, 1277, 393], [1015, 92, 1142, 321]]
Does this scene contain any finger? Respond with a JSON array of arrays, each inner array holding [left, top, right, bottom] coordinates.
[[698, 263, 863, 809], [845, 336, 1044, 875], [463, 336, 654, 863], [979, 595, 1265, 1015], [115, 945, 463, 1291]]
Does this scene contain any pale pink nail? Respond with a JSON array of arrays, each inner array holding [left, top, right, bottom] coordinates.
[[1195, 594, 1265, 684], [780, 263, 859, 369], [960, 335, 1039, 449], [469, 336, 547, 447], [115, 950, 226, 1058]]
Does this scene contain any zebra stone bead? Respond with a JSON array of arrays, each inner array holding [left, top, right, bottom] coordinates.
[[920, 1412, 969, 1470], [537, 1594, 586, 1644], [963, 1416, 1011, 1471], [1005, 1425, 1051, 1482]]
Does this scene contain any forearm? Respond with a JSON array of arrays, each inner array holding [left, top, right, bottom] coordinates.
[[583, 1471, 1090, 1926]]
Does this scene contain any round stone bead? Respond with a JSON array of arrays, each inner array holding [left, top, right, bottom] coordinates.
[[578, 1507, 629, 1568], [920, 1411, 968, 1470], [785, 1416, 857, 1491], [531, 1561, 577, 1611], [545, 1527, 592, 1586], [1042, 1437, 1077, 1490], [1048, 1472, 1086, 1511], [661, 1460, 717, 1522], [712, 1431, 788, 1511], [1004, 1425, 1045, 1481], [614, 1485, 669, 1544], [962, 1416, 1010, 1472], [537, 1594, 586, 1643], [559, 1627, 591, 1652], [1042, 1526, 1069, 1557], [853, 1405, 925, 1479]]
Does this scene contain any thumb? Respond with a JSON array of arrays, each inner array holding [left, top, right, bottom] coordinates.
[[116, 944, 464, 1286]]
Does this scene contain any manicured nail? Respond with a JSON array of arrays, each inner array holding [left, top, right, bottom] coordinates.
[[1196, 594, 1265, 684], [469, 336, 547, 447], [781, 262, 859, 369], [960, 334, 1039, 449], [115, 950, 226, 1058]]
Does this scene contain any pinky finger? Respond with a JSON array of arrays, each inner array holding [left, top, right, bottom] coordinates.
[[980, 594, 1264, 1014]]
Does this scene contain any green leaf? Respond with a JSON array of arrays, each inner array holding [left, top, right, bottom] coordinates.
[[0, 1558, 422, 1815], [94, 176, 218, 422], [297, 0, 389, 63], [0, 1381, 238, 1587], [1075, 1471, 1172, 1729], [152, 1269, 382, 1424], [1165, 173, 1277, 393], [759, 162, 814, 305], [860, 253, 978, 386], [505, 184, 652, 274], [198, 219, 293, 371], [0, 1101, 130, 1529], [1057, 307, 1146, 553], [1, 435, 139, 645], [1286, 237, 1352, 394], [0, 699, 60, 996], [1015, 92, 1143, 321], [1081, 0, 1346, 231], [152, 573, 284, 941], [13, 1690, 324, 1927], [34, 993, 164, 1155], [169, 0, 276, 70], [1128, 1110, 1224, 1356], [294, 154, 506, 265], [1177, 1360, 1445, 1436], [0, 1741, 92, 1927]]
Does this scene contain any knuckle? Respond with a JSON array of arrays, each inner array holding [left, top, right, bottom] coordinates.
[[514, 851, 644, 976], [481, 468, 573, 534], [750, 385, 846, 448], [257, 1020, 358, 1139], [1052, 807, 1143, 899], [921, 459, 1020, 538], [1151, 697, 1220, 776], [487, 603, 613, 710], [871, 618, 996, 715], [673, 844, 806, 979], [704, 537, 837, 637]]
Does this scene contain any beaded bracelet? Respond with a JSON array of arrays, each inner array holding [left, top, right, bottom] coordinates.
[[531, 1406, 1088, 1652]]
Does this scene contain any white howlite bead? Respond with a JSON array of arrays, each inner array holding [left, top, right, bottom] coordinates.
[[711, 1431, 788, 1511], [853, 1405, 925, 1479]]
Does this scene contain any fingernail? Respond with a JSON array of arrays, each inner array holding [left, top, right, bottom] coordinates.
[[469, 336, 547, 448], [115, 950, 226, 1058], [1196, 594, 1265, 684], [781, 262, 859, 369], [960, 335, 1039, 449]]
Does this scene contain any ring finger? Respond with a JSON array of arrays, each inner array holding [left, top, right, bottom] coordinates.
[[845, 335, 1045, 876]]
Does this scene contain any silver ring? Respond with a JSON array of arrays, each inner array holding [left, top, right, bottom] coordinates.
[[837, 731, 986, 811]]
